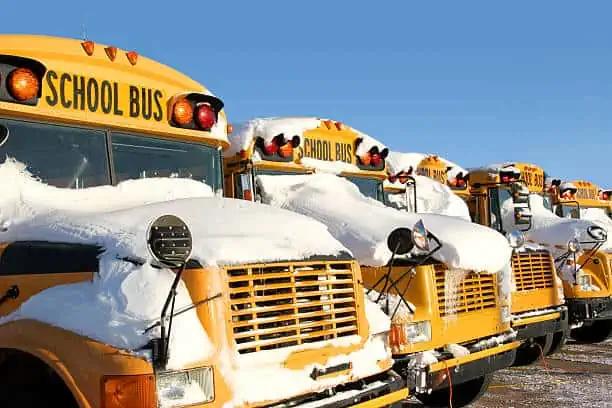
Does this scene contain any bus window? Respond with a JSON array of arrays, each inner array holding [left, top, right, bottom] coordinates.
[[489, 187, 513, 233], [345, 176, 384, 203], [111, 133, 222, 192], [0, 118, 109, 188]]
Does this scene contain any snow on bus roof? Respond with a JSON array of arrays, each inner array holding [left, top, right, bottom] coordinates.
[[257, 172, 511, 273], [386, 151, 468, 180], [226, 117, 387, 159], [0, 160, 349, 369]]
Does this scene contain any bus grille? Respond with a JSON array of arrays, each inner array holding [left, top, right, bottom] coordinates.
[[435, 265, 498, 316], [227, 261, 359, 354], [511, 250, 554, 292]]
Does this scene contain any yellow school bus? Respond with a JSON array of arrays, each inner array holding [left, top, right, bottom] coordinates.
[[549, 179, 612, 342], [415, 161, 568, 363], [224, 118, 520, 408], [0, 36, 406, 408]]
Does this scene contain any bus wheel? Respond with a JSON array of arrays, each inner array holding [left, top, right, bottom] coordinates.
[[416, 374, 492, 408], [546, 330, 568, 356], [512, 333, 553, 366], [571, 320, 612, 343]]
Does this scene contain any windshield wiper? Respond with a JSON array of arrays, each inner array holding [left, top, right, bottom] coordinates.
[[144, 292, 222, 333]]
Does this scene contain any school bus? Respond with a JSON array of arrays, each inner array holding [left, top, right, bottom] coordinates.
[[224, 118, 520, 408], [0, 36, 406, 408], [411, 160, 568, 363], [548, 179, 612, 342]]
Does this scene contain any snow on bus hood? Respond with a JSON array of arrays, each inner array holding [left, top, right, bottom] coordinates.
[[0, 161, 348, 369], [386, 151, 468, 180], [501, 194, 611, 252], [257, 173, 511, 273]]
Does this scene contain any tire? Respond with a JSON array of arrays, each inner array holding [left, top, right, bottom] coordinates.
[[512, 333, 554, 366], [416, 374, 492, 408], [1, 384, 77, 408], [546, 330, 568, 356], [571, 320, 612, 343]]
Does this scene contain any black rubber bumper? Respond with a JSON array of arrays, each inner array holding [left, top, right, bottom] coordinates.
[[568, 297, 612, 324], [265, 370, 406, 408], [396, 347, 517, 391], [515, 309, 569, 340]]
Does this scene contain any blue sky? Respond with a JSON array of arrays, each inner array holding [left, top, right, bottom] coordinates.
[[3, 1, 611, 186]]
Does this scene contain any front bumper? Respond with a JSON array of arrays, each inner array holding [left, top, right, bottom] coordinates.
[[568, 297, 612, 324], [513, 308, 569, 340], [266, 370, 407, 408], [395, 341, 519, 393]]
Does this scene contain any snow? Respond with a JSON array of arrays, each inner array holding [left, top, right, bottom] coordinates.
[[580, 207, 612, 231], [225, 331, 391, 406], [366, 289, 415, 323], [364, 293, 392, 334], [226, 117, 322, 156], [471, 330, 517, 352], [256, 172, 512, 274], [226, 117, 388, 161], [0, 160, 349, 370], [385, 175, 471, 220], [386, 151, 467, 181], [300, 157, 361, 175], [445, 343, 470, 358]]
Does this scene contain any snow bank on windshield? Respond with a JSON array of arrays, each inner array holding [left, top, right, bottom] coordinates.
[[257, 173, 511, 273], [581, 207, 612, 231], [0, 161, 348, 369], [385, 175, 470, 220]]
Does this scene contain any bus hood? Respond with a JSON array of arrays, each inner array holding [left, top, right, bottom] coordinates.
[[257, 173, 512, 274]]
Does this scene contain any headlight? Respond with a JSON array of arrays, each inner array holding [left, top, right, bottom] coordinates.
[[508, 230, 525, 249], [156, 367, 214, 407], [390, 321, 432, 351], [412, 219, 430, 251], [567, 238, 581, 253], [576, 274, 598, 292]]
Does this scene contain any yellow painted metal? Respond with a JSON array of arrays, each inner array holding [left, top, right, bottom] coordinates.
[[427, 341, 520, 373], [513, 312, 562, 327], [0, 34, 228, 149]]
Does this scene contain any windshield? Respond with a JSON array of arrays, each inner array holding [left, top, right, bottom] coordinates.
[[0, 117, 221, 192], [0, 118, 110, 188], [112, 133, 222, 192], [344, 176, 385, 203], [489, 187, 513, 233], [384, 191, 408, 211]]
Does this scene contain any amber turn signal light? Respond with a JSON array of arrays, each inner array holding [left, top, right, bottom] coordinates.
[[102, 374, 156, 408], [172, 99, 194, 126], [7, 68, 39, 101]]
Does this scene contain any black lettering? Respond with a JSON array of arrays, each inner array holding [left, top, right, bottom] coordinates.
[[129, 85, 139, 117], [73, 75, 85, 110], [141, 88, 152, 119], [335, 143, 341, 162], [153, 90, 163, 121], [86, 78, 99, 112], [45, 71, 58, 106], [347, 145, 352, 162], [59, 73, 72, 108], [100, 81, 112, 114], [113, 83, 123, 115]]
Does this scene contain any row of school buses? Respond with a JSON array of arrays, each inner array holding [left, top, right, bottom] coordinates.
[[0, 35, 609, 408]]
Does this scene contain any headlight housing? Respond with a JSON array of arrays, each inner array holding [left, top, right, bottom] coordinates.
[[156, 367, 214, 407], [567, 238, 581, 253], [390, 321, 432, 351], [508, 230, 525, 249], [576, 274, 599, 292]]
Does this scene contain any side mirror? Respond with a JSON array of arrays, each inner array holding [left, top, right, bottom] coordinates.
[[514, 207, 532, 226], [148, 215, 193, 268], [239, 173, 253, 201], [0, 124, 9, 147], [387, 227, 414, 255], [511, 182, 530, 204]]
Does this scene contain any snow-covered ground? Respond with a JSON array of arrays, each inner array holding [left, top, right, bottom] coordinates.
[[404, 338, 612, 408]]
